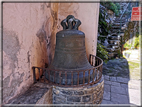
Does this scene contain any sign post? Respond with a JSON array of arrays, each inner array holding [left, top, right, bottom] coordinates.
[[131, 7, 142, 21]]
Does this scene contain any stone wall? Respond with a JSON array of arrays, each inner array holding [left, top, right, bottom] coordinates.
[[3, 3, 100, 104], [53, 76, 104, 104]]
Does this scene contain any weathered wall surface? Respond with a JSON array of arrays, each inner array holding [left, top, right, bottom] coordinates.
[[3, 3, 58, 103], [3, 3, 100, 104], [57, 3, 100, 58]]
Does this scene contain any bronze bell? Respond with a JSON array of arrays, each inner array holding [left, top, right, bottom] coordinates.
[[46, 15, 94, 85]]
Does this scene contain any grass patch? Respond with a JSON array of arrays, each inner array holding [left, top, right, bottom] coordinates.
[[128, 61, 140, 79], [128, 61, 139, 69]]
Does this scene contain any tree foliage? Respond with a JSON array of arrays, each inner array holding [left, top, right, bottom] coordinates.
[[100, 2, 120, 16]]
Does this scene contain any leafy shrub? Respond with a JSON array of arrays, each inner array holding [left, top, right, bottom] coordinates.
[[109, 3, 119, 16], [123, 42, 132, 49], [97, 43, 108, 60], [100, 2, 120, 16], [115, 3, 121, 10], [98, 11, 112, 38], [134, 34, 139, 48], [98, 13, 109, 36]]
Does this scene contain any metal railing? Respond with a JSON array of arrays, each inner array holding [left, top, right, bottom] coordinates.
[[32, 54, 103, 87], [119, 2, 132, 55]]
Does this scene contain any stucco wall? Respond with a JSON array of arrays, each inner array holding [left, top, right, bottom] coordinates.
[[3, 3, 58, 103], [57, 3, 100, 58], [3, 3, 100, 104]]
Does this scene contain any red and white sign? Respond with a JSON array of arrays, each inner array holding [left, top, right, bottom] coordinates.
[[131, 7, 142, 21]]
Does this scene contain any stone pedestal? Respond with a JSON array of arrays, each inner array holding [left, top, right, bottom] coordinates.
[[53, 75, 104, 104]]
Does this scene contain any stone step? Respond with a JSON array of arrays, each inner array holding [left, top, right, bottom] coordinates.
[[109, 33, 118, 36], [111, 26, 121, 29], [111, 28, 125, 32], [115, 17, 127, 21], [108, 40, 120, 45], [112, 23, 125, 26], [118, 33, 124, 37], [106, 44, 120, 49], [108, 52, 117, 58], [114, 18, 127, 22], [108, 43, 120, 46], [115, 18, 126, 21], [114, 20, 126, 23], [110, 29, 120, 33], [106, 47, 120, 52], [106, 48, 115, 52]]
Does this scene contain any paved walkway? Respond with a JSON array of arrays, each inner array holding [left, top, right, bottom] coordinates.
[[101, 75, 141, 106], [123, 49, 140, 61]]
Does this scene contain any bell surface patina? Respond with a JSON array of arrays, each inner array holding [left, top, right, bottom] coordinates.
[[50, 15, 92, 70], [46, 15, 94, 85]]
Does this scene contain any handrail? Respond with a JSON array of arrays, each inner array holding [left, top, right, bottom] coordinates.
[[119, 3, 130, 20], [119, 2, 131, 55]]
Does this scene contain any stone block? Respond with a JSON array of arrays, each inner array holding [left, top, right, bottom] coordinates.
[[53, 89, 60, 95], [67, 96, 81, 102], [111, 92, 129, 104], [104, 84, 110, 92], [103, 91, 110, 101], [111, 81, 120, 86], [97, 89, 103, 97], [53, 75, 104, 104], [82, 95, 91, 102], [104, 80, 111, 85], [66, 102, 74, 104], [101, 100, 114, 104], [74, 91, 84, 95], [121, 83, 128, 89], [111, 86, 127, 95], [60, 90, 73, 95], [85, 89, 94, 94], [109, 76, 117, 82], [54, 95, 66, 103], [53, 101, 67, 104], [94, 97, 102, 104], [104, 75, 109, 81], [116, 77, 129, 83], [92, 93, 97, 101]]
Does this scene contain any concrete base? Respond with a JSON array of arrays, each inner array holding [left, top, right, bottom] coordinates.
[[53, 75, 104, 104]]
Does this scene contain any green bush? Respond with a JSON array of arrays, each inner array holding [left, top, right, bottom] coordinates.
[[124, 42, 132, 49], [97, 43, 108, 61], [115, 3, 121, 10], [100, 2, 120, 16], [98, 12, 112, 38], [134, 34, 139, 48], [109, 3, 119, 16], [98, 13, 109, 36]]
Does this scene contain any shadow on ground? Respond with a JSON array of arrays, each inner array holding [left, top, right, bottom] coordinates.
[[101, 57, 140, 105]]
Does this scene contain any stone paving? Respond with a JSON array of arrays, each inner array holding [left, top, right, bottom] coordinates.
[[6, 83, 49, 104], [101, 75, 141, 106]]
